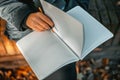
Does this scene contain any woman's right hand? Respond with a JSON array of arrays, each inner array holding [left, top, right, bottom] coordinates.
[[26, 12, 54, 32]]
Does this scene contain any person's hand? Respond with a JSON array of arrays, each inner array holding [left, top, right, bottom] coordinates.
[[26, 12, 54, 31]]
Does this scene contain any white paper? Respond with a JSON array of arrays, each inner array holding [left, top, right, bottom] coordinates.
[[42, 1, 83, 57], [67, 6, 113, 59], [17, 31, 78, 80]]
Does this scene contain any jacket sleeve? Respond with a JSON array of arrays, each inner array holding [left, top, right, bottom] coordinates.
[[0, 0, 36, 30]]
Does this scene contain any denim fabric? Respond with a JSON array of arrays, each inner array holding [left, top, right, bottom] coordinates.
[[46, 0, 66, 10]]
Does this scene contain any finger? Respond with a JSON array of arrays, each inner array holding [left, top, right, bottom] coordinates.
[[28, 20, 44, 31], [32, 20, 46, 31], [32, 25, 45, 32], [35, 17, 50, 30], [37, 12, 54, 27], [28, 15, 49, 31]]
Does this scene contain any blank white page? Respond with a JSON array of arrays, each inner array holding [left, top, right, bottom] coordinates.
[[16, 31, 78, 80], [67, 6, 113, 59], [42, 1, 83, 58]]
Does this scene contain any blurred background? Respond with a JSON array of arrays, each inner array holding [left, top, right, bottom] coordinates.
[[0, 0, 120, 80]]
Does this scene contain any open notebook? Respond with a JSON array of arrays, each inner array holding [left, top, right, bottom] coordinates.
[[16, 1, 113, 80]]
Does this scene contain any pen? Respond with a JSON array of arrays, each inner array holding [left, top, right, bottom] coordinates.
[[38, 7, 44, 14]]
